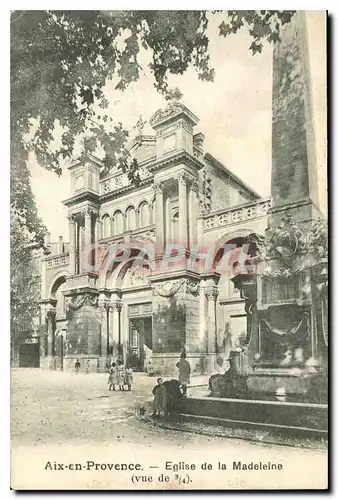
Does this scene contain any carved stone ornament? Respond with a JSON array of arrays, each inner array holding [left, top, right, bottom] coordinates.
[[204, 287, 219, 301], [245, 233, 267, 262], [261, 312, 310, 337], [190, 180, 199, 193], [132, 229, 156, 244], [185, 279, 200, 296], [136, 115, 146, 134], [67, 212, 79, 222], [110, 301, 122, 312], [262, 267, 293, 279], [82, 206, 99, 218], [65, 294, 98, 311], [150, 102, 183, 128], [307, 218, 328, 260], [152, 279, 185, 297], [152, 181, 164, 195], [177, 172, 193, 186], [268, 212, 307, 264]]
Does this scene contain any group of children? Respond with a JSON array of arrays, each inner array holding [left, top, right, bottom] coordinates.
[[107, 353, 191, 420], [107, 360, 133, 391]]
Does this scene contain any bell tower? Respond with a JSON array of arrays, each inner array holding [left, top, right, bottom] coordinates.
[[150, 92, 199, 158], [62, 155, 102, 372]]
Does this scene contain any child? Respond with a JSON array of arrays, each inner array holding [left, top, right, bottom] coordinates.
[[108, 362, 118, 391], [146, 361, 154, 376], [152, 378, 167, 418], [85, 358, 90, 374], [117, 360, 125, 391], [125, 365, 133, 391], [74, 359, 80, 374]]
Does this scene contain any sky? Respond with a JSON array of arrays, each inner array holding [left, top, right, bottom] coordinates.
[[28, 11, 327, 241]]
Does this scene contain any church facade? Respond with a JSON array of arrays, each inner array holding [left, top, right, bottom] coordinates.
[[39, 100, 270, 375]]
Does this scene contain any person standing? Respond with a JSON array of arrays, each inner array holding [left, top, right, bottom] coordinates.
[[108, 362, 118, 391], [117, 360, 125, 391], [152, 378, 167, 418], [125, 365, 133, 391], [176, 352, 191, 396], [85, 358, 90, 374], [75, 359, 80, 374], [146, 360, 154, 377]]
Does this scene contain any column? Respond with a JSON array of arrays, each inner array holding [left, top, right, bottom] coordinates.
[[165, 196, 171, 245], [205, 287, 218, 360], [135, 208, 140, 229], [94, 215, 100, 274], [68, 215, 77, 274], [76, 221, 80, 274], [178, 173, 188, 249], [153, 181, 164, 253], [201, 272, 220, 372], [99, 302, 109, 357], [39, 305, 47, 362], [46, 309, 56, 357], [110, 301, 122, 359], [188, 180, 198, 248], [84, 208, 92, 271]]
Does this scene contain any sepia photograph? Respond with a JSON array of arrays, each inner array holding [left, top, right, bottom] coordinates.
[[10, 9, 328, 491]]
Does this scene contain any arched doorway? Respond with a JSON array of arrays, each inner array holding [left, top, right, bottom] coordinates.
[[121, 260, 152, 371], [50, 274, 68, 370], [212, 234, 257, 362], [105, 254, 153, 372]]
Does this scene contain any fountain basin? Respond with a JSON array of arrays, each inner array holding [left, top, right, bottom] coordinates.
[[176, 396, 328, 434]]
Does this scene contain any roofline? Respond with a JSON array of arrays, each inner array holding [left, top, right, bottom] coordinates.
[[204, 152, 262, 200], [69, 153, 104, 170]]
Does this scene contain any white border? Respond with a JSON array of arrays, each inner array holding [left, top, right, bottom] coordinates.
[[2, 3, 335, 499]]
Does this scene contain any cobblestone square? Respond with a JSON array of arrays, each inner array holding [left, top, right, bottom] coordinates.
[[11, 369, 328, 490]]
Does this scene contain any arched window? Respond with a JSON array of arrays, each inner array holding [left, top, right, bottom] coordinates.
[[151, 198, 155, 224], [172, 210, 179, 243], [139, 202, 150, 227], [114, 210, 123, 235], [126, 206, 136, 231], [51, 276, 67, 319], [101, 214, 111, 239]]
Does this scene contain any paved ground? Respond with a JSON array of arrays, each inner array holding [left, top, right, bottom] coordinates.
[[11, 369, 328, 490], [11, 368, 207, 447]]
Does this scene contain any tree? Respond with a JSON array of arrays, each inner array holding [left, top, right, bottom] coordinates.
[[11, 10, 295, 179], [10, 10, 295, 350]]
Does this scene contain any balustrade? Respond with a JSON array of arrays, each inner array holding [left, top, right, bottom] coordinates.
[[203, 199, 271, 232], [45, 253, 70, 269]]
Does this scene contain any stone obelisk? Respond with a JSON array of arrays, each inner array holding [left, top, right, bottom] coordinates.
[[269, 11, 322, 230]]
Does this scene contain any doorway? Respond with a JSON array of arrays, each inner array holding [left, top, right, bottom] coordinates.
[[19, 339, 40, 367], [128, 317, 152, 371]]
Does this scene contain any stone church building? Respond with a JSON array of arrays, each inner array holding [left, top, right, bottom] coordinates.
[[38, 99, 270, 375]]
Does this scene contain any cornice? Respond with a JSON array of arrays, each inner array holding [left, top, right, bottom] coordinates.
[[63, 189, 100, 207], [99, 177, 154, 202], [148, 150, 204, 173]]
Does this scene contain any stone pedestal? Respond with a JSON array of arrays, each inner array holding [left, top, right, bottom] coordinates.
[[63, 277, 102, 371], [150, 272, 201, 375]]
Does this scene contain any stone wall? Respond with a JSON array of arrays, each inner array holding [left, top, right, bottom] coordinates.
[[65, 303, 101, 358], [151, 277, 201, 374]]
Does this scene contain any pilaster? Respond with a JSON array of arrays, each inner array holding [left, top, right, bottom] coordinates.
[[178, 173, 188, 249], [153, 181, 164, 253]]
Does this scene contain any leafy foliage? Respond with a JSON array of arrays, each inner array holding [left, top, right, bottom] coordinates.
[[10, 10, 295, 350], [11, 10, 295, 179]]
